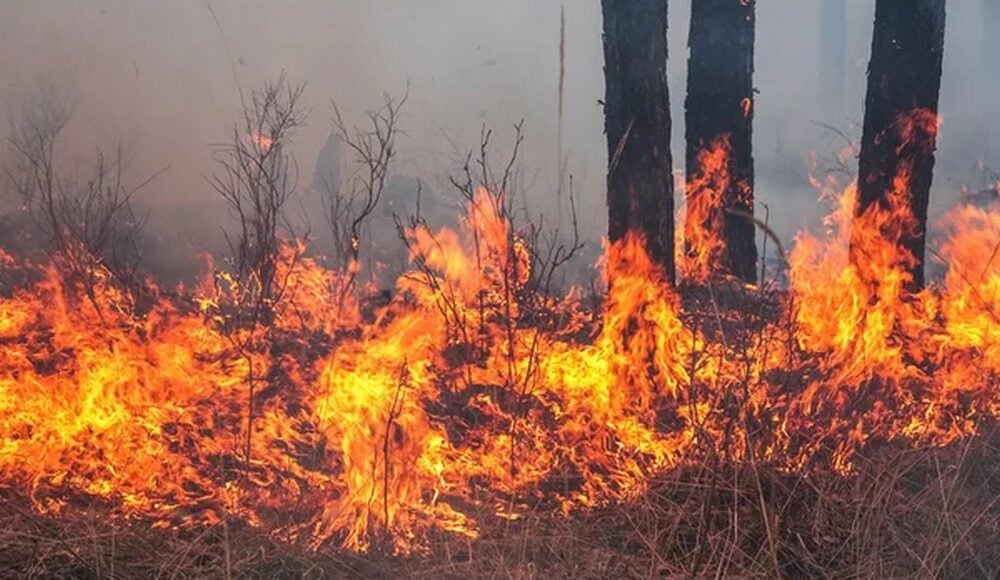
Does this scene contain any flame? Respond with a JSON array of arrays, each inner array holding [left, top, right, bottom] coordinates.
[[681, 135, 733, 282], [0, 135, 997, 553]]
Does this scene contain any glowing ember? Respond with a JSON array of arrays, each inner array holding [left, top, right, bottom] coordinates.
[[249, 132, 275, 151]]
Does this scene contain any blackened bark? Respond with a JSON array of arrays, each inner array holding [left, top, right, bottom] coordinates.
[[602, 0, 675, 284], [685, 0, 757, 283], [819, 0, 847, 116], [855, 0, 946, 289]]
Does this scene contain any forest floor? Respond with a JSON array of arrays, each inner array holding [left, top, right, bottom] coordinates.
[[2, 426, 998, 579]]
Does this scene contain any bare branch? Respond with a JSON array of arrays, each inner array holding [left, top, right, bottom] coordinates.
[[210, 73, 308, 327], [322, 88, 408, 305]]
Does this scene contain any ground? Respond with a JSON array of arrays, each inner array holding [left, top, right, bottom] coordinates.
[[2, 426, 997, 579]]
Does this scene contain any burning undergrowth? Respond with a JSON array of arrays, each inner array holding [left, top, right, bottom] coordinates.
[[0, 80, 997, 571], [0, 162, 997, 564]]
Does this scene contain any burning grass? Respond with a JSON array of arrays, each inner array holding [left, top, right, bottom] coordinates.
[[1, 431, 997, 578], [0, 113, 998, 575]]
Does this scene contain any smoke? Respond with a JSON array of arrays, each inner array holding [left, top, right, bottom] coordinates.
[[0, 1, 996, 280]]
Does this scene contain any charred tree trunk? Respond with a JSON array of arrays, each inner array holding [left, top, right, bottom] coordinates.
[[854, 0, 946, 290], [819, 0, 847, 117], [685, 0, 757, 283], [602, 0, 675, 284]]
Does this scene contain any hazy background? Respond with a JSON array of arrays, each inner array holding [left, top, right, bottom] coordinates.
[[0, 1, 996, 279]]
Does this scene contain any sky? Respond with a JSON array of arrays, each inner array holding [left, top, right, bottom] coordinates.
[[0, 1, 996, 275]]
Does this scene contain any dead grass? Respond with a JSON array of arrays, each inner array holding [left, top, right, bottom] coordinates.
[[2, 426, 996, 579]]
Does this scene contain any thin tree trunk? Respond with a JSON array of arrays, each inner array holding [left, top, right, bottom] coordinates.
[[685, 0, 757, 283], [819, 0, 847, 117], [602, 0, 675, 284], [854, 0, 946, 290]]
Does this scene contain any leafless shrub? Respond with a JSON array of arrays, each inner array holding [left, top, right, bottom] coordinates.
[[5, 85, 154, 311], [321, 89, 407, 306], [210, 74, 307, 328], [397, 123, 583, 481], [208, 75, 307, 466]]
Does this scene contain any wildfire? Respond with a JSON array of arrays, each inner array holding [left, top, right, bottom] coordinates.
[[0, 145, 997, 554]]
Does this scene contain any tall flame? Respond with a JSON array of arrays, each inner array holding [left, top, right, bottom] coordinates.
[[681, 135, 734, 282], [0, 141, 997, 553]]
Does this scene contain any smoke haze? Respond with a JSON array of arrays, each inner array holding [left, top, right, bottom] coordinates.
[[1, 1, 996, 276]]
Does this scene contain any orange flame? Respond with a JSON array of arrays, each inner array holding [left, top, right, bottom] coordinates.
[[0, 136, 997, 553], [681, 135, 732, 282]]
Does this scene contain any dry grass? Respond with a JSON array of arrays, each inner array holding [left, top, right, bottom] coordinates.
[[2, 426, 996, 579]]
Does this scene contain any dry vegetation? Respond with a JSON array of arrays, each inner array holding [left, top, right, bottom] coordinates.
[[1, 75, 998, 579], [0, 421, 996, 579]]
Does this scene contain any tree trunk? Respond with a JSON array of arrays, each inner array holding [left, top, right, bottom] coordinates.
[[819, 0, 847, 117], [602, 0, 675, 284], [685, 0, 757, 283], [854, 0, 946, 290]]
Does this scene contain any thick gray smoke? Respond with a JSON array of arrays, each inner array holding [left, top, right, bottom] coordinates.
[[0, 1, 996, 280]]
